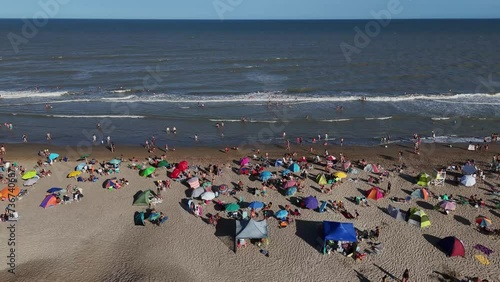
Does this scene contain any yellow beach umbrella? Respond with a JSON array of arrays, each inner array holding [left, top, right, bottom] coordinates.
[[334, 172, 347, 179], [67, 171, 81, 178], [22, 170, 37, 180]]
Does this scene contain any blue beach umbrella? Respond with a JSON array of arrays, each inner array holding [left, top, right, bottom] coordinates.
[[260, 171, 272, 181], [275, 209, 288, 220], [76, 163, 87, 171], [109, 159, 121, 165], [303, 196, 319, 210], [248, 201, 265, 210], [285, 187, 297, 196], [48, 153, 59, 161], [47, 187, 63, 193]]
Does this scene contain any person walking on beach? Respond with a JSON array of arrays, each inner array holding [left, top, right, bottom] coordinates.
[[106, 136, 111, 145], [22, 134, 27, 143], [92, 134, 97, 144], [194, 134, 198, 142], [401, 269, 409, 282], [46, 132, 51, 142], [340, 138, 344, 147]]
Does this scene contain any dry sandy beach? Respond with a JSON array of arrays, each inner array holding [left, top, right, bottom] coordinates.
[[0, 142, 499, 282]]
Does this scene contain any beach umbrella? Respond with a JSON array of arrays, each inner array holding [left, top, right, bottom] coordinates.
[[176, 161, 189, 171], [108, 159, 121, 165], [303, 196, 319, 210], [475, 216, 492, 228], [334, 172, 347, 179], [439, 201, 457, 211], [191, 187, 205, 198], [140, 167, 155, 177], [47, 187, 63, 193], [225, 203, 240, 212], [76, 162, 87, 171], [462, 165, 476, 175], [240, 157, 250, 166], [48, 153, 59, 161], [201, 191, 216, 201], [343, 161, 351, 171], [103, 179, 119, 189], [80, 154, 91, 159], [23, 178, 38, 186], [460, 175, 476, 187], [282, 169, 292, 177], [275, 209, 288, 220], [157, 160, 169, 168], [283, 180, 297, 189], [67, 171, 81, 178], [248, 201, 265, 210], [22, 170, 37, 180], [285, 186, 297, 196], [259, 171, 272, 181]]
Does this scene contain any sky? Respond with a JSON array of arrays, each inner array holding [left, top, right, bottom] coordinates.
[[0, 0, 499, 20]]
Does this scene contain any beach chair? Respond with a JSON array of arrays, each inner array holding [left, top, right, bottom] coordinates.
[[318, 201, 327, 213]]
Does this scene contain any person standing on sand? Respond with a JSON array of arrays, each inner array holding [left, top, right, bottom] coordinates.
[[401, 269, 409, 282], [46, 132, 51, 142], [92, 134, 97, 144], [22, 134, 27, 143]]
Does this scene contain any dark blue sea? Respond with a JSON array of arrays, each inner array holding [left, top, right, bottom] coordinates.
[[0, 19, 499, 147]]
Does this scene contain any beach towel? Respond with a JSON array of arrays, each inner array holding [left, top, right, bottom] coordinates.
[[474, 244, 494, 256], [474, 254, 490, 265]]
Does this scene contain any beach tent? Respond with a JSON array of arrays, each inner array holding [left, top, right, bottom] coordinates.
[[176, 161, 189, 171], [316, 174, 328, 185], [187, 177, 200, 189], [411, 188, 429, 201], [387, 205, 407, 221], [462, 165, 476, 175], [240, 157, 250, 166], [364, 164, 379, 174], [460, 175, 476, 187], [323, 221, 357, 243], [303, 196, 319, 210], [40, 194, 58, 208], [408, 208, 431, 228], [108, 159, 121, 165], [48, 153, 59, 161], [275, 210, 288, 220], [467, 144, 476, 151], [274, 159, 283, 167], [282, 169, 292, 177], [1, 186, 20, 200], [67, 171, 81, 178], [289, 163, 300, 173], [235, 219, 268, 242], [259, 171, 272, 181], [366, 187, 384, 200], [134, 211, 145, 226], [225, 203, 240, 212], [438, 236, 465, 257], [170, 168, 182, 179], [285, 187, 297, 196], [416, 173, 432, 187], [133, 190, 154, 206]]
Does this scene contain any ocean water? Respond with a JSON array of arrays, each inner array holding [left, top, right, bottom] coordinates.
[[0, 19, 499, 147]]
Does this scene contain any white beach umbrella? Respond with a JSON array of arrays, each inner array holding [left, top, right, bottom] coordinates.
[[201, 191, 216, 200]]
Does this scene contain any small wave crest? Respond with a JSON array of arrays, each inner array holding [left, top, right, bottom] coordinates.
[[49, 114, 145, 119], [431, 117, 450, 121], [320, 118, 351, 122], [365, 116, 392, 120], [0, 90, 68, 99]]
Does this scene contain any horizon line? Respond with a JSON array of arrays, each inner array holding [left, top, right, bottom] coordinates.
[[0, 17, 499, 21]]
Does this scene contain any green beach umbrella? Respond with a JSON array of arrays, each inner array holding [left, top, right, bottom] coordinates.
[[157, 160, 169, 168], [22, 170, 37, 180], [140, 167, 155, 177], [108, 159, 121, 165], [225, 203, 240, 212]]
